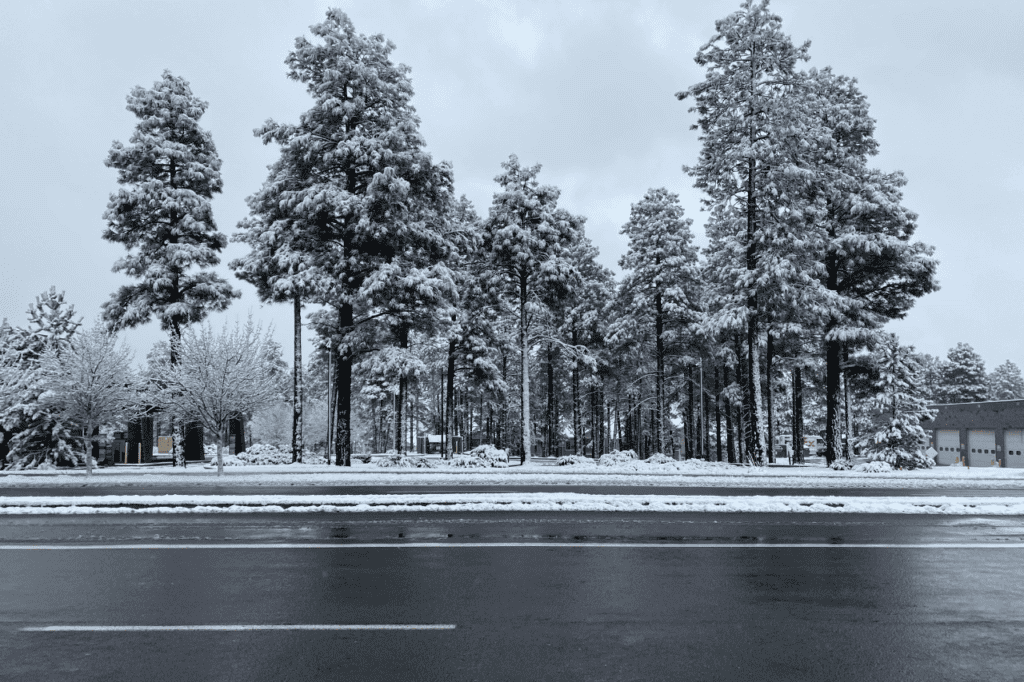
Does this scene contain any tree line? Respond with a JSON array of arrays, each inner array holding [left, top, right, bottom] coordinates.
[[3, 2, 961, 471]]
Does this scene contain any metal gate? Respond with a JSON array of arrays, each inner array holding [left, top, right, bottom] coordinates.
[[1005, 430, 1024, 468], [968, 429, 997, 467], [935, 430, 960, 465]]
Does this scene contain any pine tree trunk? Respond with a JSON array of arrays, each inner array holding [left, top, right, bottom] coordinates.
[[746, 317, 766, 465], [685, 364, 694, 459], [825, 336, 842, 466], [794, 365, 804, 464], [292, 294, 303, 463], [333, 304, 353, 466], [572, 329, 580, 458], [519, 276, 531, 464], [715, 366, 723, 462], [766, 332, 775, 464], [546, 344, 555, 457], [724, 364, 735, 464], [843, 346, 853, 461], [394, 326, 409, 453], [445, 339, 456, 459], [655, 293, 665, 453]]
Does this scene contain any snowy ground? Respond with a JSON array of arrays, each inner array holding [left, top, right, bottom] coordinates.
[[2, 458, 1023, 489], [3, 492, 1024, 515]]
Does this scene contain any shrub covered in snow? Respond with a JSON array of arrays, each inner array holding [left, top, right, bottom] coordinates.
[[442, 445, 509, 468], [644, 453, 676, 465], [829, 458, 855, 471], [204, 443, 218, 460], [598, 450, 638, 467], [853, 460, 894, 473], [234, 443, 292, 465], [374, 453, 436, 468], [353, 454, 372, 464], [555, 455, 596, 466]]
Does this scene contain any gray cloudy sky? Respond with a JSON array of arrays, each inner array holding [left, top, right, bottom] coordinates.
[[1, 0, 1023, 371]]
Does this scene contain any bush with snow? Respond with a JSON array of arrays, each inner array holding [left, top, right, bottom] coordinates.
[[853, 460, 894, 473], [829, 458, 855, 471], [374, 452, 436, 468], [234, 443, 292, 465], [555, 455, 596, 466], [644, 453, 676, 465], [598, 450, 638, 467], [442, 445, 509, 468]]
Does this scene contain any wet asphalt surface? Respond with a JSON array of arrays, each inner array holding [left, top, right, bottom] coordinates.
[[4, 484, 1024, 497], [2, 512, 1024, 681]]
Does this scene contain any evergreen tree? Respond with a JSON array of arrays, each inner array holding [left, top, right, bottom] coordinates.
[[232, 155, 321, 462], [101, 70, 238, 341], [617, 188, 701, 454], [802, 68, 937, 465], [988, 360, 1024, 400], [860, 334, 935, 468], [0, 289, 82, 469], [939, 342, 989, 402], [679, 0, 816, 465], [481, 155, 582, 463], [260, 9, 456, 465]]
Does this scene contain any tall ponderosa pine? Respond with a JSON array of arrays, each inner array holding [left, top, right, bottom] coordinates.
[[802, 68, 937, 465], [232, 158, 321, 462], [102, 70, 238, 342], [617, 188, 700, 454], [259, 10, 455, 465], [482, 155, 582, 463], [679, 0, 814, 464]]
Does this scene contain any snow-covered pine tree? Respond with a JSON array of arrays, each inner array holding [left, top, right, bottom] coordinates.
[[232, 156, 322, 462], [0, 288, 82, 469], [101, 70, 238, 342], [801, 68, 938, 465], [914, 352, 947, 404], [617, 188, 701, 454], [679, 0, 818, 465], [260, 10, 456, 465], [37, 323, 140, 476], [562, 234, 616, 458], [860, 334, 935, 469], [988, 360, 1024, 400], [939, 342, 989, 403], [481, 155, 583, 463]]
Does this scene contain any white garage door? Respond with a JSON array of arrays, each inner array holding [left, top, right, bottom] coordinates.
[[1005, 430, 1024, 469], [968, 429, 998, 467], [935, 430, 960, 466]]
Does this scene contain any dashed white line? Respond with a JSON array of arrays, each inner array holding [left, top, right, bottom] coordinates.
[[21, 624, 456, 632]]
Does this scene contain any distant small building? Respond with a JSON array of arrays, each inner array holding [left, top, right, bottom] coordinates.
[[922, 400, 1024, 468]]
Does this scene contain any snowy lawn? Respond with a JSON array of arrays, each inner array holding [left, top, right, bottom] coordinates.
[[3, 492, 1024, 515], [2, 458, 1024, 489]]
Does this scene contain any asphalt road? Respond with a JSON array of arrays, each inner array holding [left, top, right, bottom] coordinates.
[[3, 512, 1024, 681], [5, 484, 1024, 497]]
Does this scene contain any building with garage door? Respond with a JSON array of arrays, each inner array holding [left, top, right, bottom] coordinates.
[[922, 399, 1024, 468]]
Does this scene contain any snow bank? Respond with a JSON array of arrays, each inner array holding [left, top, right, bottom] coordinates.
[[4, 492, 1024, 515]]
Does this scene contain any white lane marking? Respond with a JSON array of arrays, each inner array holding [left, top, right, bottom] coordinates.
[[21, 624, 456, 632], [2, 542, 1024, 550]]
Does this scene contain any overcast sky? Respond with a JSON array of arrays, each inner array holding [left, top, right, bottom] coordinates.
[[2, 0, 1022, 372]]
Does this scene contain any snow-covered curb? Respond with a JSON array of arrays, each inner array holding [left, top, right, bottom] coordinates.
[[4, 467, 1024, 489], [4, 493, 1024, 515]]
